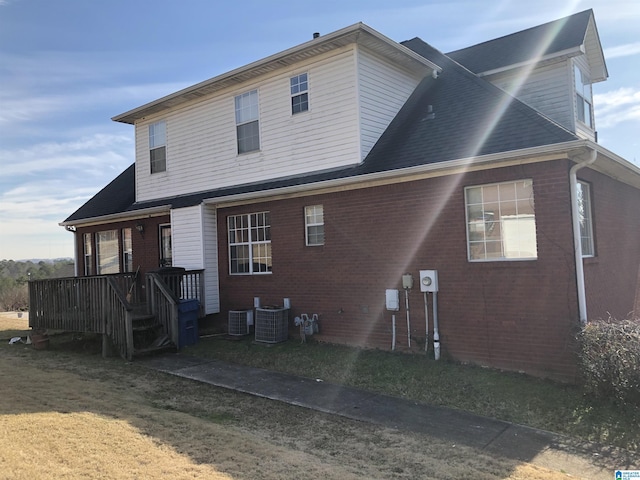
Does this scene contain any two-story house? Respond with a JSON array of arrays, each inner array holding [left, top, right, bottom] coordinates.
[[61, 10, 640, 380]]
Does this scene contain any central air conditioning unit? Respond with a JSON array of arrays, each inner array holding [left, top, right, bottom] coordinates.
[[228, 309, 253, 336], [254, 307, 289, 343]]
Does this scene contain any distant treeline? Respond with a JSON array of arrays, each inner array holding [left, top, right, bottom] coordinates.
[[0, 259, 75, 311]]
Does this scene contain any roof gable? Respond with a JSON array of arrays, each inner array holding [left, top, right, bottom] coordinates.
[[447, 10, 607, 81]]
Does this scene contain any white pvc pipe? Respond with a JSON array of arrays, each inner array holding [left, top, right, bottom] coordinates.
[[423, 292, 429, 352], [391, 314, 396, 351], [569, 148, 597, 324], [405, 289, 411, 347], [433, 291, 440, 360]]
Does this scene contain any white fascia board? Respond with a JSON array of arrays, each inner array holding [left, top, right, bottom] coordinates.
[[477, 45, 584, 78], [59, 205, 171, 228]]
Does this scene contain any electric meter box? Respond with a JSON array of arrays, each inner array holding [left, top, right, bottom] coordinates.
[[385, 289, 400, 311], [419, 270, 439, 292]]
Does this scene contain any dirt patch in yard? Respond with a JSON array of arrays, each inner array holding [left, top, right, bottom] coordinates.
[[0, 337, 576, 480]]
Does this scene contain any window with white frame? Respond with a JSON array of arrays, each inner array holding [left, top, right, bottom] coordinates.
[[574, 65, 593, 129], [83, 233, 94, 276], [290, 73, 309, 114], [228, 212, 271, 274], [96, 230, 120, 274], [305, 205, 324, 246], [465, 180, 538, 261], [577, 180, 595, 257], [149, 120, 167, 173], [159, 224, 172, 267], [122, 228, 133, 273], [235, 90, 260, 153]]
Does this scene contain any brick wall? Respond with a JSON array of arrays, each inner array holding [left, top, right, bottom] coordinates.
[[217, 160, 583, 381], [579, 168, 640, 321]]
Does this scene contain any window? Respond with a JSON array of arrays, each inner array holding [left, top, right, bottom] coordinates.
[[122, 228, 133, 273], [83, 233, 94, 276], [228, 212, 272, 274], [574, 65, 593, 128], [235, 90, 260, 153], [96, 230, 120, 274], [305, 205, 324, 246], [577, 181, 595, 257], [465, 180, 538, 261], [290, 73, 309, 114], [159, 224, 172, 267], [149, 120, 167, 173]]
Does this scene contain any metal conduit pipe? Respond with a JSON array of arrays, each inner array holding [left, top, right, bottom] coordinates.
[[569, 147, 597, 324]]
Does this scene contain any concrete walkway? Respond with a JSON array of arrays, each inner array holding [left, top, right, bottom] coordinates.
[[140, 353, 639, 479]]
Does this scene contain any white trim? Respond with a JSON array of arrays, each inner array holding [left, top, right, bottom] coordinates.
[[59, 205, 171, 228], [476, 46, 584, 78]]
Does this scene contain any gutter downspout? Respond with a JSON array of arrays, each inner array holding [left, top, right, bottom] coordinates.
[[569, 148, 597, 324]]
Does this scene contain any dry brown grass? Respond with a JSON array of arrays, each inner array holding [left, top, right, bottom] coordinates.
[[0, 317, 575, 479]]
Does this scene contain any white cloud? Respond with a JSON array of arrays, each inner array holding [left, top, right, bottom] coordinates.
[[594, 87, 640, 128], [604, 42, 640, 59]]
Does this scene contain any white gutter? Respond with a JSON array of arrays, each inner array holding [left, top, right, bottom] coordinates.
[[569, 147, 597, 324], [59, 205, 171, 228], [202, 139, 587, 207]]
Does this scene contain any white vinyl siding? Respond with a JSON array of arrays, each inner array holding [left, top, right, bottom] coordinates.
[[357, 48, 422, 159], [202, 204, 220, 314], [171, 206, 204, 270], [487, 61, 574, 133], [134, 48, 362, 202]]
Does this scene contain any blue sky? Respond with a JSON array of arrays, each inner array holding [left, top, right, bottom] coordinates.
[[1, 0, 638, 261]]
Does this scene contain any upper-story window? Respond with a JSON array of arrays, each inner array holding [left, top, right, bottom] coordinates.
[[465, 180, 538, 261], [574, 65, 593, 129], [290, 73, 309, 114], [235, 90, 260, 154], [149, 120, 167, 173]]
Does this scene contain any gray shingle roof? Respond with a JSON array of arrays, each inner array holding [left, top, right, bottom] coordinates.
[[447, 9, 593, 74]]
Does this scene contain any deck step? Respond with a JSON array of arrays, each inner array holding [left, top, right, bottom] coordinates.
[[133, 344, 177, 357]]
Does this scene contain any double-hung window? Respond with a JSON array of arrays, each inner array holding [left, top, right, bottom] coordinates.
[[290, 73, 309, 114], [122, 228, 133, 273], [235, 90, 260, 153], [577, 181, 595, 257], [228, 212, 271, 274], [83, 233, 94, 276], [149, 120, 167, 173], [465, 180, 538, 261], [305, 205, 324, 246], [574, 65, 593, 129], [96, 230, 120, 274]]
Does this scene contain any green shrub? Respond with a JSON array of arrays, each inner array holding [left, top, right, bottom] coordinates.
[[577, 317, 640, 405]]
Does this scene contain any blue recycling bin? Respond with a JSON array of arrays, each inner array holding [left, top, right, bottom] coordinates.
[[178, 299, 199, 348]]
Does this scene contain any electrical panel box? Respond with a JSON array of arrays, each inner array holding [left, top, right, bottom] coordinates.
[[402, 273, 414, 290], [385, 289, 400, 311], [419, 270, 439, 292]]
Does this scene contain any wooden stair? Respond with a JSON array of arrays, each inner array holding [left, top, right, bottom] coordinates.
[[131, 305, 177, 357]]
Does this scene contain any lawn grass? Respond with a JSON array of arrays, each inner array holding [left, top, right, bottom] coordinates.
[[186, 335, 640, 452]]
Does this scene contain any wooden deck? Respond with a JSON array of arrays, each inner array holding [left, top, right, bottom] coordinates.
[[29, 270, 204, 360]]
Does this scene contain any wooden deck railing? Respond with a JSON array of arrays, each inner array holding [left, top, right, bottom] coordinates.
[[145, 269, 205, 347], [28, 269, 204, 361]]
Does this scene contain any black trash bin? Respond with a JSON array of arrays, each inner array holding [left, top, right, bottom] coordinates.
[[154, 266, 186, 298]]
